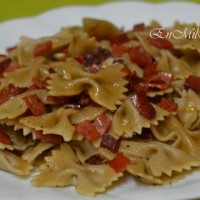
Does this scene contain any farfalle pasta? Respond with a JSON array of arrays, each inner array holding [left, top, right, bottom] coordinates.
[[1, 17, 200, 196]]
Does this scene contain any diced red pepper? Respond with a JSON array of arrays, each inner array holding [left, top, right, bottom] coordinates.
[[111, 44, 130, 58], [76, 120, 100, 141], [23, 94, 47, 116], [131, 92, 156, 120], [0, 84, 25, 105], [133, 23, 145, 32], [109, 153, 130, 173], [147, 36, 173, 49], [146, 71, 173, 90], [33, 40, 52, 57], [35, 130, 63, 144], [0, 127, 11, 145], [129, 46, 153, 68], [93, 114, 112, 135], [185, 75, 200, 92], [100, 134, 121, 153], [158, 98, 178, 112]]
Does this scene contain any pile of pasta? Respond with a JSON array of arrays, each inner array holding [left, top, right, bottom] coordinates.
[[0, 18, 200, 196]]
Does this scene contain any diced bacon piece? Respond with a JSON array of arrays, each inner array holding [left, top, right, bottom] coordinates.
[[111, 44, 130, 57], [85, 154, 106, 165], [158, 98, 178, 112], [0, 84, 25, 105], [185, 75, 200, 92], [33, 40, 52, 57], [23, 94, 47, 116], [147, 36, 173, 49], [32, 77, 48, 89], [100, 134, 120, 153], [133, 23, 145, 32], [110, 34, 129, 45], [131, 92, 156, 120], [35, 130, 63, 144], [2, 64, 20, 74], [129, 46, 153, 68], [146, 71, 173, 90]]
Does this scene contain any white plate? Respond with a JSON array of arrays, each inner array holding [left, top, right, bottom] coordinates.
[[0, 1, 200, 200]]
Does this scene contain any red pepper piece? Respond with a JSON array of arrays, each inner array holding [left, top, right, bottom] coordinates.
[[109, 153, 130, 173], [33, 40, 52, 57], [23, 94, 47, 116], [76, 120, 100, 142], [129, 46, 153, 68], [158, 98, 178, 112], [185, 75, 200, 92], [147, 36, 173, 49], [0, 127, 11, 145], [93, 114, 112, 136], [131, 92, 156, 120], [35, 130, 63, 144], [146, 71, 173, 90]]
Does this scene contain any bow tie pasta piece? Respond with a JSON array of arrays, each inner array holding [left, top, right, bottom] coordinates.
[[32, 143, 122, 196], [2, 57, 46, 88], [0, 89, 48, 119], [174, 89, 200, 130], [47, 58, 127, 110], [151, 115, 200, 157], [120, 141, 200, 179], [113, 98, 169, 137], [0, 57, 47, 90], [20, 106, 105, 142], [0, 149, 33, 176], [157, 50, 193, 78], [167, 22, 200, 53], [17, 27, 87, 65], [0, 118, 33, 136], [20, 108, 76, 142], [22, 141, 55, 164], [126, 156, 193, 185], [147, 88, 173, 98]]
